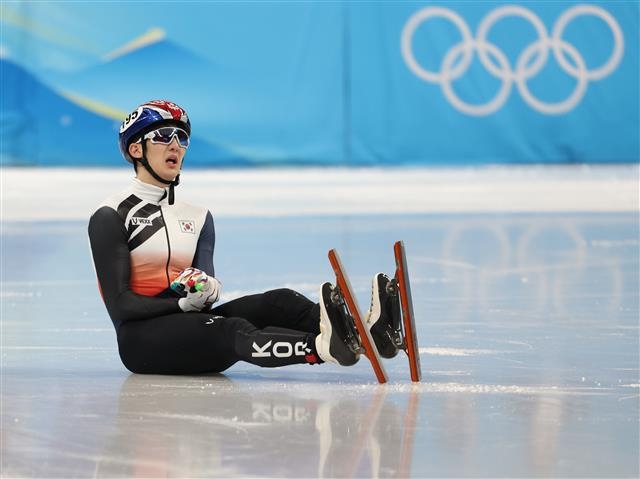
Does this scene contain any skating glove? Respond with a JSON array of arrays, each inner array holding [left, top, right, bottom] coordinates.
[[172, 267, 222, 312]]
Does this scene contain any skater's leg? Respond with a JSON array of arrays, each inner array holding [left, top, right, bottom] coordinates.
[[228, 283, 363, 367], [117, 311, 321, 374], [212, 288, 320, 334], [234, 323, 320, 367], [117, 281, 363, 374]]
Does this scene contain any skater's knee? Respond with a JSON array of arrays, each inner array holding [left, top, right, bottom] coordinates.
[[264, 288, 298, 301], [118, 346, 150, 374], [117, 341, 145, 373], [117, 325, 155, 374], [264, 288, 311, 310]]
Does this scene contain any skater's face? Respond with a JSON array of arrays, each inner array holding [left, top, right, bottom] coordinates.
[[129, 131, 187, 186]]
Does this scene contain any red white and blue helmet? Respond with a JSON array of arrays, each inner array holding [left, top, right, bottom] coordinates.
[[118, 100, 191, 163]]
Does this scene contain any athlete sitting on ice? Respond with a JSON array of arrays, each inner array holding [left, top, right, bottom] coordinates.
[[88, 100, 400, 375]]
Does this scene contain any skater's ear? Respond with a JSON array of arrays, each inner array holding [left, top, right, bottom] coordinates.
[[128, 142, 143, 159]]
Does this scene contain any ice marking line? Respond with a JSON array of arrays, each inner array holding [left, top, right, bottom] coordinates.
[[411, 256, 477, 270], [282, 282, 321, 293], [618, 395, 640, 401], [412, 277, 452, 285], [591, 239, 639, 248], [420, 347, 504, 356], [494, 340, 534, 350], [39, 328, 111, 332], [428, 370, 471, 376], [493, 356, 525, 365], [0, 280, 95, 287], [2, 346, 111, 351], [420, 382, 609, 395], [478, 259, 634, 275], [1, 291, 38, 298]]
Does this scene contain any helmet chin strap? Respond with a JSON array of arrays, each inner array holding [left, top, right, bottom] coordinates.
[[138, 141, 180, 205]]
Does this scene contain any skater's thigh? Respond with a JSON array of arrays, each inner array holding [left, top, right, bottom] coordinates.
[[212, 288, 318, 332]]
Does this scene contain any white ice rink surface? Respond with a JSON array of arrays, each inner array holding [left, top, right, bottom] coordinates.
[[1, 166, 639, 477]]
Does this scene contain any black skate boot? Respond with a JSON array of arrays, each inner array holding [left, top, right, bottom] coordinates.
[[366, 273, 402, 359], [315, 282, 361, 366]]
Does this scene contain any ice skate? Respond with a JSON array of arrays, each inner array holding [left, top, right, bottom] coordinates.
[[366, 273, 402, 359], [316, 282, 361, 366]]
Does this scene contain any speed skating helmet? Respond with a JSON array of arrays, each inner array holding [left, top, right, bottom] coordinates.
[[118, 100, 191, 163]]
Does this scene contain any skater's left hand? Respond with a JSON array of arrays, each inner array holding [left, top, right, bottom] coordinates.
[[172, 267, 222, 311]]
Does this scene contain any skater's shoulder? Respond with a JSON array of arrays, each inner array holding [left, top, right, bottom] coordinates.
[[92, 182, 138, 212], [170, 197, 211, 218]]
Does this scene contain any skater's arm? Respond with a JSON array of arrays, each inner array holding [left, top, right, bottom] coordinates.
[[88, 207, 181, 324], [192, 210, 215, 276]]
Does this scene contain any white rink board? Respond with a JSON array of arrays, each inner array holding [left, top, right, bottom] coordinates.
[[1, 165, 638, 221]]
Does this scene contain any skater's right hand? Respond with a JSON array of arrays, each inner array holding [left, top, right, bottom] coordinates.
[[172, 267, 222, 312]]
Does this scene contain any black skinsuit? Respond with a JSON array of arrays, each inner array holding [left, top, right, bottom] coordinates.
[[88, 179, 321, 374]]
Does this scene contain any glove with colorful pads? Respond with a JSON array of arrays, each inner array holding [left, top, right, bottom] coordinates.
[[171, 267, 222, 312]]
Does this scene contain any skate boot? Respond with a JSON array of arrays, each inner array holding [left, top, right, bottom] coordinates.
[[315, 282, 361, 366], [366, 273, 402, 359]]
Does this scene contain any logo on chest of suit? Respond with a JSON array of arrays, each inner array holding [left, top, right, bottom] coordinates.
[[130, 217, 153, 226], [178, 220, 196, 234]]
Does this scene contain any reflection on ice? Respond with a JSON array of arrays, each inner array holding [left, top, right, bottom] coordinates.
[[92, 375, 420, 478]]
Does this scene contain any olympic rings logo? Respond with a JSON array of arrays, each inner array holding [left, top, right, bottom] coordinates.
[[401, 5, 624, 116]]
